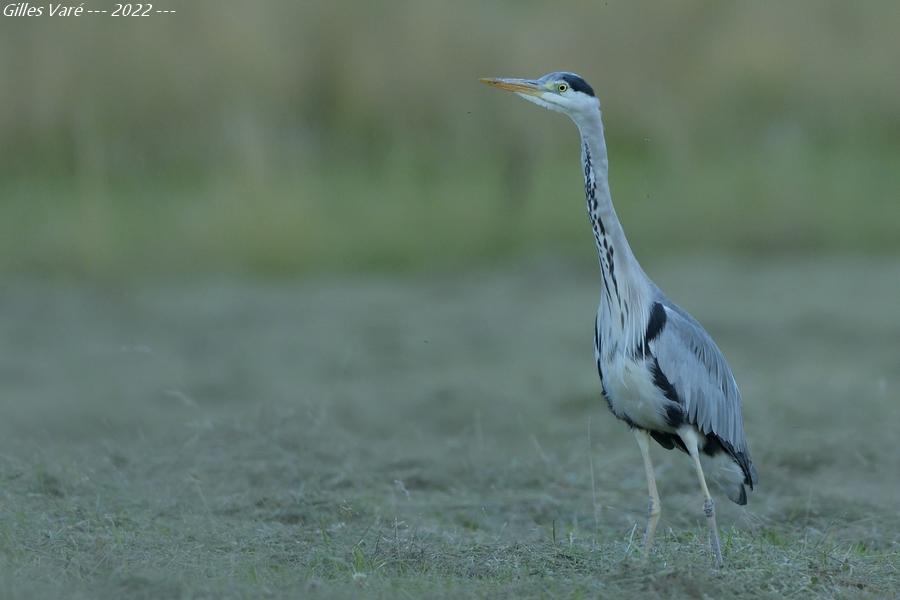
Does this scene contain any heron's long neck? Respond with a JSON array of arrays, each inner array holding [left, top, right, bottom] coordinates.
[[576, 108, 649, 336]]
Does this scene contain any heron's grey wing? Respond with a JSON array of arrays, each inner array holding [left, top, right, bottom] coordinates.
[[651, 303, 756, 484]]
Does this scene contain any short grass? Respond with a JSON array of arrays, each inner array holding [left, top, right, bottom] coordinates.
[[1, 256, 899, 598]]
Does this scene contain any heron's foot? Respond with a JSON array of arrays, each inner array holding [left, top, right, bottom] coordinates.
[[642, 496, 661, 558], [703, 498, 724, 567]]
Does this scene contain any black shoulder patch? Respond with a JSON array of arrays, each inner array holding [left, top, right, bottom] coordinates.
[[644, 302, 667, 345], [561, 73, 595, 97], [594, 318, 605, 387], [650, 358, 680, 404]]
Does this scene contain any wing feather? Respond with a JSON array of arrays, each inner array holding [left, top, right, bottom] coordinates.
[[651, 303, 756, 485]]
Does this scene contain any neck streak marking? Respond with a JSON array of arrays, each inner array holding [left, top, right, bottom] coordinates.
[[584, 143, 621, 310]]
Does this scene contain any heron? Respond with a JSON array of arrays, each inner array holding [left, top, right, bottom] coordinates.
[[481, 72, 757, 566]]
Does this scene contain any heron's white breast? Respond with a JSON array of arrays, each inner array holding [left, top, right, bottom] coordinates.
[[602, 356, 675, 432]]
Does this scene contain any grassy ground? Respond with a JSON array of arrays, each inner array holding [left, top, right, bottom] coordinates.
[[1, 255, 898, 598]]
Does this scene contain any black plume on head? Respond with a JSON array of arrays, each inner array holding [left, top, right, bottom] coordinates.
[[560, 73, 595, 97]]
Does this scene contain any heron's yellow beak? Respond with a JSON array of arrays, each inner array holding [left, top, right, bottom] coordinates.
[[479, 77, 542, 96]]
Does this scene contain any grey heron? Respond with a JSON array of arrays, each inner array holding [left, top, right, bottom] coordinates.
[[481, 72, 757, 566]]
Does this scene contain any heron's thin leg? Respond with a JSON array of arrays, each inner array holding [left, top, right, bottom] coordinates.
[[632, 428, 661, 556], [680, 428, 724, 567]]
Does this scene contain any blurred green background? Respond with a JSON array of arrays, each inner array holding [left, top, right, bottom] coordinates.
[[2, 0, 899, 278]]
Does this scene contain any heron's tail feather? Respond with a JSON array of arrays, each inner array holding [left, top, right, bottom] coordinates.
[[703, 451, 752, 506]]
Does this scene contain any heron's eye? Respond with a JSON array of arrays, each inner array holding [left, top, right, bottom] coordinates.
[[557, 83, 569, 93]]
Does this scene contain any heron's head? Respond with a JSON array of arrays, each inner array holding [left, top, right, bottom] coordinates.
[[480, 72, 598, 119]]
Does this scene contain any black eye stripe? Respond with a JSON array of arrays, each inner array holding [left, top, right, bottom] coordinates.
[[560, 74, 595, 97]]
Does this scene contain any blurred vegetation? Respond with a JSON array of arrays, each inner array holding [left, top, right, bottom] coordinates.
[[2, 0, 899, 277]]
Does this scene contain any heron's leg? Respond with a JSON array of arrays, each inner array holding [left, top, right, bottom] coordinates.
[[679, 428, 724, 567], [632, 428, 661, 556]]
